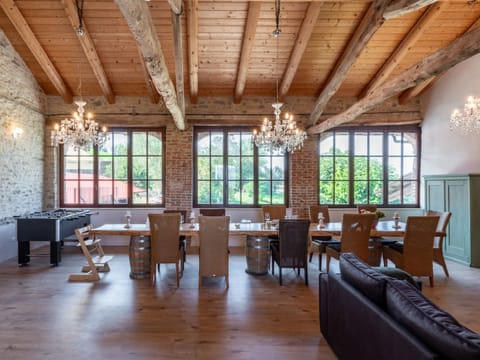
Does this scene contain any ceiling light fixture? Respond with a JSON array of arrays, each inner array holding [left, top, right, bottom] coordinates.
[[450, 95, 480, 134], [51, 72, 107, 151], [252, 0, 307, 154]]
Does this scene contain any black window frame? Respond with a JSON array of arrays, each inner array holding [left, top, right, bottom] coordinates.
[[59, 127, 166, 208], [193, 126, 289, 208], [318, 125, 421, 208]]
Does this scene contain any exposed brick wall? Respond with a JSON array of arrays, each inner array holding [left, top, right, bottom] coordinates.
[[289, 136, 318, 219]]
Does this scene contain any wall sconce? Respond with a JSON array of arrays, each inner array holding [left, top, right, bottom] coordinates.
[[12, 127, 23, 139]]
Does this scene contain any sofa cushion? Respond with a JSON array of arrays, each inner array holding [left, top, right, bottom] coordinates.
[[386, 279, 480, 360], [372, 266, 422, 291], [339, 253, 389, 307]]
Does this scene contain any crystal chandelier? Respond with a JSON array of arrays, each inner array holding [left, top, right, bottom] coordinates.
[[51, 100, 107, 151], [252, 0, 307, 154], [450, 95, 480, 134]]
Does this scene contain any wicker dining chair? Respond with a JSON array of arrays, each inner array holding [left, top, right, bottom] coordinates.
[[199, 208, 226, 216], [325, 213, 376, 272], [382, 216, 440, 287], [271, 219, 311, 286], [427, 210, 452, 277], [163, 209, 188, 267], [308, 205, 339, 270], [148, 213, 182, 287]]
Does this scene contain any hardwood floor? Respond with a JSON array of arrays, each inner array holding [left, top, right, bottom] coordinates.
[[1, 245, 480, 360]]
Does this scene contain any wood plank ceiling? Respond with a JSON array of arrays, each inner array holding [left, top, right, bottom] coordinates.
[[1, 0, 480, 132]]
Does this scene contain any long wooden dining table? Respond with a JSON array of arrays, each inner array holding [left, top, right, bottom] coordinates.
[[90, 219, 409, 238], [90, 220, 411, 278]]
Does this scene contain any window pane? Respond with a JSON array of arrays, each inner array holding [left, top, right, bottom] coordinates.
[[335, 158, 349, 180], [147, 181, 163, 204], [369, 157, 383, 180], [198, 181, 211, 204], [241, 181, 254, 204], [388, 132, 402, 156], [197, 157, 210, 180], [132, 157, 147, 179], [211, 132, 224, 156], [354, 133, 368, 156], [211, 157, 223, 180], [334, 181, 349, 204], [403, 157, 416, 180], [114, 180, 129, 204], [228, 157, 240, 180], [335, 133, 349, 153], [258, 157, 271, 180], [319, 133, 334, 155], [98, 181, 113, 204], [388, 181, 401, 204], [388, 157, 401, 180], [114, 157, 128, 179], [132, 180, 146, 204], [228, 133, 241, 155], [132, 132, 146, 155], [228, 180, 241, 204], [79, 157, 93, 179], [319, 181, 333, 204], [319, 157, 333, 180], [271, 157, 285, 180], [197, 132, 211, 155], [241, 157, 254, 180], [258, 181, 271, 204], [403, 181, 417, 204], [64, 180, 79, 204], [403, 132, 417, 156], [148, 157, 162, 179], [241, 134, 253, 155], [354, 181, 367, 204], [370, 133, 383, 156], [272, 181, 285, 204], [369, 181, 383, 204], [211, 181, 223, 203], [79, 181, 94, 204], [354, 157, 368, 180], [148, 132, 162, 155], [113, 132, 128, 155]]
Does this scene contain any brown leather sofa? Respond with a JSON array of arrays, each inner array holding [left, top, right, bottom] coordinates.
[[319, 253, 480, 360]]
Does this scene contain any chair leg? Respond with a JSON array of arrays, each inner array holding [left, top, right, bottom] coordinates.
[[150, 263, 156, 286], [271, 256, 275, 275], [309, 251, 314, 262], [319, 251, 323, 271], [279, 267, 282, 286], [175, 262, 179, 288], [429, 276, 434, 287], [305, 265, 308, 286], [326, 254, 331, 273]]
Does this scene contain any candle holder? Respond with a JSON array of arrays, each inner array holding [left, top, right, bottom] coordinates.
[[393, 212, 400, 229], [189, 212, 195, 229], [124, 211, 132, 229], [317, 213, 325, 229]]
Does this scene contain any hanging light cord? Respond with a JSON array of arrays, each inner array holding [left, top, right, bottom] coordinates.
[[75, 0, 85, 36], [274, 0, 281, 104]]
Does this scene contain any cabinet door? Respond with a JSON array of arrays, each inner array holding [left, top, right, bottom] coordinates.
[[425, 179, 445, 212], [445, 179, 470, 264]]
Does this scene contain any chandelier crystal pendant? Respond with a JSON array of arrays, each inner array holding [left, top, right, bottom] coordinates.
[[450, 95, 480, 135], [252, 0, 307, 154], [51, 100, 107, 151]]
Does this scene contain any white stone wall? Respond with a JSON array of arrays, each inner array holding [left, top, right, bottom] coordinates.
[[0, 30, 45, 262]]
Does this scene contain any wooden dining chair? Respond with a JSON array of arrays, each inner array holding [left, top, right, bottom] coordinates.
[[198, 215, 230, 288], [382, 216, 439, 287], [262, 205, 286, 220], [148, 213, 182, 287], [199, 208, 226, 216], [308, 205, 339, 270], [325, 213, 376, 272], [357, 205, 377, 213], [427, 210, 452, 277], [163, 209, 188, 266], [271, 219, 311, 286]]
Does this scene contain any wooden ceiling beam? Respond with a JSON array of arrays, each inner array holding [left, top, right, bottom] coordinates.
[[115, 0, 185, 130], [136, 45, 160, 104], [398, 15, 480, 105], [307, 26, 480, 134], [278, 2, 323, 101], [234, 2, 261, 104], [167, 0, 182, 15], [360, 2, 446, 99], [383, 0, 438, 20], [306, 0, 389, 128], [186, 0, 199, 104], [62, 0, 115, 104], [171, 10, 185, 116], [0, 0, 73, 103]]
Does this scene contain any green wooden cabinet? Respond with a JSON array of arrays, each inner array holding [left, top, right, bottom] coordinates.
[[424, 174, 480, 267]]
